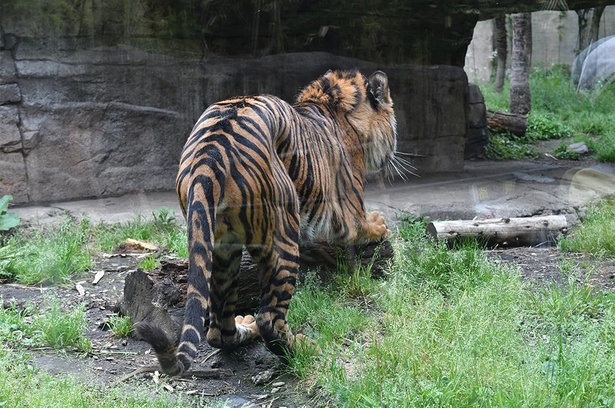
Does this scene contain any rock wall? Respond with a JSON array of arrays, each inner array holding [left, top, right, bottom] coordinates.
[[1, 40, 470, 204]]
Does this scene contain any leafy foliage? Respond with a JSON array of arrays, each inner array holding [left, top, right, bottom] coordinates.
[[0, 195, 19, 232], [485, 131, 539, 159], [526, 113, 573, 140]]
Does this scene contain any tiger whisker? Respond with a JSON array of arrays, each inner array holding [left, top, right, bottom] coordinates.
[[388, 160, 410, 182], [385, 162, 401, 182], [395, 151, 427, 158], [392, 156, 420, 178], [394, 155, 417, 170]]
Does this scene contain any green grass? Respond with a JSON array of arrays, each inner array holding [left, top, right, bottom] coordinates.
[[0, 209, 187, 285], [3, 218, 93, 285], [480, 66, 615, 161], [0, 349, 198, 407], [4, 206, 615, 406], [138, 255, 162, 271], [1, 296, 91, 352], [560, 198, 615, 256], [288, 214, 615, 407], [107, 314, 134, 337], [94, 209, 187, 257]]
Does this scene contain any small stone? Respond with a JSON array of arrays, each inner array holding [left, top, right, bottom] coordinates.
[[567, 142, 589, 155], [271, 387, 282, 394], [251, 369, 276, 385], [271, 381, 286, 387]]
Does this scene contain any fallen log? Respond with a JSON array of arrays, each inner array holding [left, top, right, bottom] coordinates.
[[487, 110, 527, 136], [120, 239, 392, 341], [426, 215, 568, 248]]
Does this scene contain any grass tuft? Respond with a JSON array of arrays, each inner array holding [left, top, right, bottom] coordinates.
[[1, 296, 91, 352], [107, 314, 134, 337], [6, 218, 93, 285], [560, 199, 615, 256]]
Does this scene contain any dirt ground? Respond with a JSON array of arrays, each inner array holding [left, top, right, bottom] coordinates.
[[1, 250, 318, 408]]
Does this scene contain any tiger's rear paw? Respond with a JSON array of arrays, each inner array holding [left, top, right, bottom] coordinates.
[[366, 211, 391, 240], [235, 315, 260, 345]]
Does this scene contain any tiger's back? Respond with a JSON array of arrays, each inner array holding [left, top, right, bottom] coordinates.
[[137, 70, 398, 375]]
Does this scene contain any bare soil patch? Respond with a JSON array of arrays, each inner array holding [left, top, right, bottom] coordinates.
[[487, 246, 615, 291]]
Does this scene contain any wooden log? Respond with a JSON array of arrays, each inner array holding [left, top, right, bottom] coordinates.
[[121, 239, 393, 341], [426, 215, 568, 247], [487, 109, 528, 136]]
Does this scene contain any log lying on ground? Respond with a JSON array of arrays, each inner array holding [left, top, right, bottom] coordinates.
[[426, 215, 568, 248], [487, 109, 528, 136], [120, 239, 393, 340]]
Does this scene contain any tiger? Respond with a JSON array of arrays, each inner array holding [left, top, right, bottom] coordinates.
[[136, 69, 398, 375]]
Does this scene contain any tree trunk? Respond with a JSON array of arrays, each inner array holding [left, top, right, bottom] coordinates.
[[493, 15, 508, 93], [577, 6, 606, 53], [510, 12, 532, 115], [486, 110, 527, 136]]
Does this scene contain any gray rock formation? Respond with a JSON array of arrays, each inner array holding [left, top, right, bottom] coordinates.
[[2, 40, 471, 204]]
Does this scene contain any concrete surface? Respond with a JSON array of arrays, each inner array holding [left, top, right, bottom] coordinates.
[[12, 160, 615, 228]]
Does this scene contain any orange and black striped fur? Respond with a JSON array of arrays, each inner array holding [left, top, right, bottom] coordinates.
[[137, 69, 397, 375]]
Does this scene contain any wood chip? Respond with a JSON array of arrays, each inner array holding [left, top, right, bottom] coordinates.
[[124, 238, 159, 252], [92, 270, 105, 285]]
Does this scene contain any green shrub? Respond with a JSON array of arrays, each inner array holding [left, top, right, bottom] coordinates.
[[485, 132, 539, 160], [526, 113, 573, 140]]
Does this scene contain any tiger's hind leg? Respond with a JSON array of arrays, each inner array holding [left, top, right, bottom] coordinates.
[[205, 241, 259, 351], [248, 231, 301, 358]]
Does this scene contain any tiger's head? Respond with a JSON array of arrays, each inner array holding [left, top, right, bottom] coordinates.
[[296, 69, 398, 175]]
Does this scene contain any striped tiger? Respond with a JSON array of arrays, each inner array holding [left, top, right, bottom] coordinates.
[[137, 69, 398, 375]]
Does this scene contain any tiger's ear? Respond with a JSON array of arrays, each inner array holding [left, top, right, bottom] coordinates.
[[368, 71, 392, 106]]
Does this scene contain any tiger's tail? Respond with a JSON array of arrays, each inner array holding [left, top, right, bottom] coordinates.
[[137, 182, 217, 376]]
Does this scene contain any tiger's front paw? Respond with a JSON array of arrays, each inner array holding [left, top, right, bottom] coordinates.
[[366, 211, 391, 240]]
